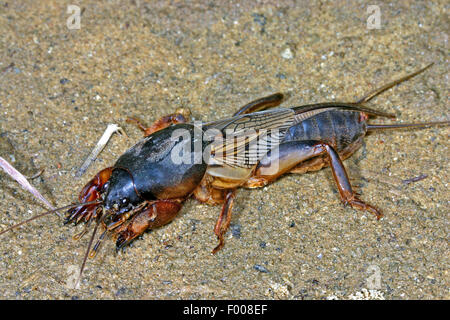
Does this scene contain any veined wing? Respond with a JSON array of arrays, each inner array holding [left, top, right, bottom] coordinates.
[[292, 102, 396, 118], [205, 108, 295, 168]]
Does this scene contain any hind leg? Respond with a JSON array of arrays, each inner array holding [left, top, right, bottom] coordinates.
[[245, 140, 382, 219], [233, 93, 284, 116]]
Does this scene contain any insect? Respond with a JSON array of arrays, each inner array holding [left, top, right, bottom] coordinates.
[[1, 63, 448, 283]]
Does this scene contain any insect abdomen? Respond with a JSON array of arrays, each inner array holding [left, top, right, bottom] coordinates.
[[283, 110, 367, 152]]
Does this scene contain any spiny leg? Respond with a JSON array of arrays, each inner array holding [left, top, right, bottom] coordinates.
[[212, 189, 236, 254], [65, 167, 113, 224], [127, 107, 191, 137], [245, 140, 382, 219], [233, 93, 284, 116], [113, 199, 183, 250], [321, 142, 382, 219]]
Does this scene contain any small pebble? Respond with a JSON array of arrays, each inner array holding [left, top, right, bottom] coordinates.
[[253, 264, 269, 273], [281, 48, 294, 59], [230, 223, 241, 238]]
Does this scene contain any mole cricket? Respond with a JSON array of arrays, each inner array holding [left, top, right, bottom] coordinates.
[[1, 63, 448, 284]]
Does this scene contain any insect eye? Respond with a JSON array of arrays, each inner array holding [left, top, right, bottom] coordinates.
[[101, 181, 110, 192]]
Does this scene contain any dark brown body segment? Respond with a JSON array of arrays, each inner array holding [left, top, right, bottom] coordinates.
[[283, 109, 367, 151], [282, 109, 367, 175]]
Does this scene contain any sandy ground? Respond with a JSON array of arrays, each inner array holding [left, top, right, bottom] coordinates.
[[0, 0, 448, 299]]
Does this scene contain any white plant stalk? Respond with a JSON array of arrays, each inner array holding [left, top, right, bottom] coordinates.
[[76, 124, 126, 177], [0, 156, 56, 213]]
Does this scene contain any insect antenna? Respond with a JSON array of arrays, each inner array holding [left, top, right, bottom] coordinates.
[[75, 206, 115, 287], [0, 200, 103, 236], [89, 229, 108, 259], [75, 216, 101, 289]]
